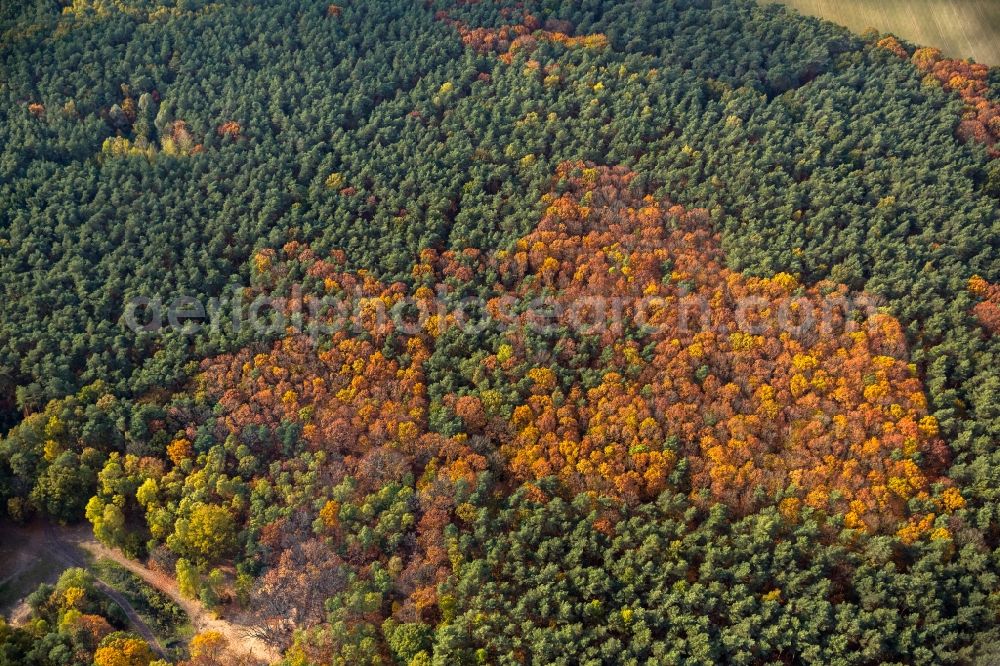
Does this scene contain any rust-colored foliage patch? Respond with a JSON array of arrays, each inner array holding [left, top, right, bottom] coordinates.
[[875, 36, 909, 60], [191, 163, 956, 564], [217, 120, 241, 138], [195, 243, 487, 618], [911, 47, 1000, 158], [969, 275, 1000, 335], [438, 10, 608, 63], [488, 163, 955, 537]]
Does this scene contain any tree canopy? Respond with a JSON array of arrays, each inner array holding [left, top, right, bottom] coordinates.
[[1, 0, 999, 663]]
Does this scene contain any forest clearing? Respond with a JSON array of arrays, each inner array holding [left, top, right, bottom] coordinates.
[[0, 522, 275, 664]]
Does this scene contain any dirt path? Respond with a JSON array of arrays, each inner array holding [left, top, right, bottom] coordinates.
[[42, 525, 168, 661], [48, 526, 280, 664]]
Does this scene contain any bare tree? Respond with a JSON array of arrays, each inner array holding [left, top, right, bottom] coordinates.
[[247, 538, 348, 648]]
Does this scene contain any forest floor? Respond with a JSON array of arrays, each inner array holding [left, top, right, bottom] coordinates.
[[0, 522, 57, 618], [0, 521, 279, 664], [79, 538, 279, 664], [763, 0, 1000, 65]]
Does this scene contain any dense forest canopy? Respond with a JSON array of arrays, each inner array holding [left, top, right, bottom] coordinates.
[[1, 0, 999, 664]]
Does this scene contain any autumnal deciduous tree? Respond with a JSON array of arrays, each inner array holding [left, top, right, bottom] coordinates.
[[874, 36, 908, 60], [248, 539, 348, 647], [190, 631, 226, 660], [171, 503, 237, 563], [176, 558, 200, 599], [63, 612, 114, 652], [217, 121, 241, 138], [93, 633, 156, 666]]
